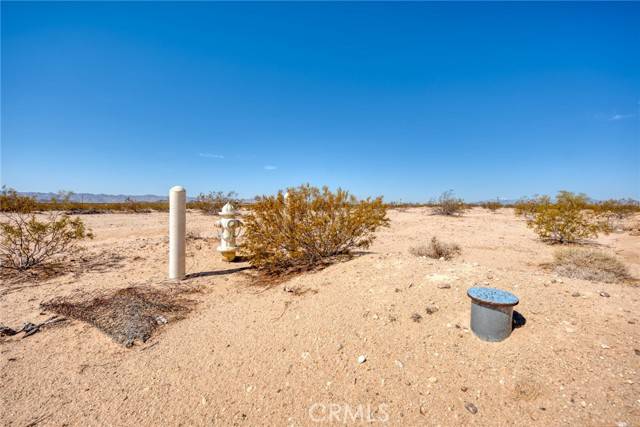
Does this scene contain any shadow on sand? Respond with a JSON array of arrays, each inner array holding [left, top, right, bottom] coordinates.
[[185, 266, 252, 279]]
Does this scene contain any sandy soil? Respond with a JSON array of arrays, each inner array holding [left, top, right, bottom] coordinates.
[[1, 208, 639, 426]]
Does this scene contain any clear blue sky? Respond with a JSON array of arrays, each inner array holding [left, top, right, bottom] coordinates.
[[2, 2, 638, 202]]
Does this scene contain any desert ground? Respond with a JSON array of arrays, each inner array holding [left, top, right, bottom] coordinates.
[[1, 208, 638, 426]]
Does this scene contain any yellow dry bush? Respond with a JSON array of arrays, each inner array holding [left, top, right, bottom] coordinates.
[[526, 191, 610, 244], [243, 185, 389, 275]]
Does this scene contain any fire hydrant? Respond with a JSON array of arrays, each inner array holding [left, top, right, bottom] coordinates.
[[217, 202, 242, 261]]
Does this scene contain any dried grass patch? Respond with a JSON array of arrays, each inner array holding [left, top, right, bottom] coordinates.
[[41, 285, 200, 347], [551, 248, 632, 284], [409, 237, 461, 260]]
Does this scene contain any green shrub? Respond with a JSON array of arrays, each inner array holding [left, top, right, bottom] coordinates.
[[0, 187, 37, 213], [243, 185, 389, 275], [526, 191, 609, 244], [1, 212, 93, 271]]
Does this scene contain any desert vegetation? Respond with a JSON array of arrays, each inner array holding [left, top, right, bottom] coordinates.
[[519, 191, 611, 244], [1, 188, 94, 275], [190, 191, 239, 215], [481, 199, 502, 212], [242, 184, 389, 275], [409, 237, 461, 260], [551, 248, 631, 284], [431, 190, 467, 216]]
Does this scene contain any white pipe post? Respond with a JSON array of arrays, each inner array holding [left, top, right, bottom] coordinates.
[[169, 186, 186, 280]]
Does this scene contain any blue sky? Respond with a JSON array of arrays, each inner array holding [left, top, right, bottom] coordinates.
[[1, 2, 638, 202]]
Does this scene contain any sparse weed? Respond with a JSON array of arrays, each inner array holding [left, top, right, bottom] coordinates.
[[432, 190, 467, 216], [409, 237, 461, 260]]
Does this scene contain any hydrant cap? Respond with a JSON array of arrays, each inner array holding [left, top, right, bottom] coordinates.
[[219, 202, 237, 216]]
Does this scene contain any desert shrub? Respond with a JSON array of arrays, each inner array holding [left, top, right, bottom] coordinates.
[[189, 191, 239, 215], [526, 191, 610, 244], [0, 212, 93, 271], [409, 236, 461, 260], [595, 198, 640, 230], [552, 248, 631, 283], [243, 185, 389, 275], [595, 198, 640, 219], [432, 190, 467, 216], [514, 195, 549, 220], [0, 187, 37, 213], [481, 199, 502, 212]]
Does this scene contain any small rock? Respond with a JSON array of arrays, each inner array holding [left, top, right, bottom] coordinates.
[[337, 343, 343, 351], [599, 291, 610, 298], [551, 279, 557, 284], [411, 313, 423, 322], [464, 402, 478, 414], [600, 343, 610, 349], [425, 305, 439, 315], [439, 257, 445, 261], [357, 355, 366, 364], [395, 360, 404, 368], [571, 292, 581, 297], [437, 283, 451, 289], [419, 404, 428, 415], [460, 386, 468, 392], [428, 377, 438, 383], [616, 422, 629, 427], [155, 315, 168, 325], [580, 401, 587, 408], [634, 349, 640, 356]]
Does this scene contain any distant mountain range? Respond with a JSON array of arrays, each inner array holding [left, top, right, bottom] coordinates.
[[19, 192, 170, 203]]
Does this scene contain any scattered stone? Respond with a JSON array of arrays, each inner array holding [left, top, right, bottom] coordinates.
[[460, 386, 468, 392], [437, 283, 451, 289], [337, 343, 343, 351], [395, 360, 404, 368], [425, 305, 439, 315], [357, 355, 366, 364], [155, 315, 168, 325], [464, 402, 478, 414], [411, 313, 423, 323], [599, 291, 610, 298], [571, 292, 581, 297], [419, 404, 428, 416], [634, 349, 640, 356]]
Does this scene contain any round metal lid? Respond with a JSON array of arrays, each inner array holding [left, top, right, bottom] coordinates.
[[467, 286, 519, 307]]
